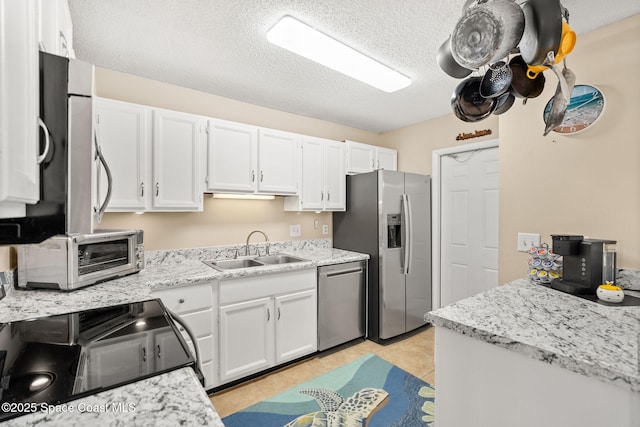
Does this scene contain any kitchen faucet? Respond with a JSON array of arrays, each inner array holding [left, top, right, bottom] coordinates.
[[245, 230, 270, 256]]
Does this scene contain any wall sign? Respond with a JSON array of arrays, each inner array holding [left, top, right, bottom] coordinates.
[[456, 129, 492, 141]]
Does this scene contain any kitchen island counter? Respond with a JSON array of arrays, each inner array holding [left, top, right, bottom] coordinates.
[[428, 277, 640, 427]]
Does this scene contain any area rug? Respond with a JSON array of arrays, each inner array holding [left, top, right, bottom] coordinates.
[[221, 353, 435, 427]]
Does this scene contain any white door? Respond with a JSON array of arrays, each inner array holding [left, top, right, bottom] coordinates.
[[95, 98, 149, 211], [300, 137, 325, 210], [324, 140, 346, 210], [345, 140, 375, 174], [207, 119, 258, 193], [218, 297, 274, 383], [274, 289, 317, 364], [375, 147, 398, 171], [440, 146, 499, 306], [0, 0, 40, 218], [257, 128, 300, 194], [152, 109, 204, 210]]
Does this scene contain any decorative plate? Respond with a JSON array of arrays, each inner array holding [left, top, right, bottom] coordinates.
[[543, 84, 606, 134]]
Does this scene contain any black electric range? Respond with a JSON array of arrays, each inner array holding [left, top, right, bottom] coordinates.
[[0, 299, 202, 422]]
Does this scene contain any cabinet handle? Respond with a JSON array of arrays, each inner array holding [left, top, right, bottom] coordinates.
[[178, 298, 185, 303], [267, 308, 270, 321], [157, 344, 161, 359], [277, 308, 281, 320], [371, 159, 375, 169], [320, 191, 324, 201], [260, 171, 264, 182], [327, 192, 330, 201], [377, 160, 380, 169], [155, 182, 159, 197], [251, 170, 255, 182], [140, 182, 144, 197], [142, 347, 146, 362]]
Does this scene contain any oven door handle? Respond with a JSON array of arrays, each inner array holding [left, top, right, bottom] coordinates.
[[166, 308, 202, 373]]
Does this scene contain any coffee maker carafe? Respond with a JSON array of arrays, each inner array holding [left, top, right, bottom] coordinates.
[[551, 235, 617, 295]]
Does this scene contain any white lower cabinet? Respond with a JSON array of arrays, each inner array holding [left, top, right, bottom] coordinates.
[[84, 333, 149, 391], [217, 269, 317, 385], [152, 282, 216, 388]]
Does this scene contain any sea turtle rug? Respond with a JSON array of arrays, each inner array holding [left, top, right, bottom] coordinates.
[[221, 353, 435, 427]]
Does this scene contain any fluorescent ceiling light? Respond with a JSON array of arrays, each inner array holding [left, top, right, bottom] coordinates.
[[267, 15, 411, 93], [212, 193, 275, 200]]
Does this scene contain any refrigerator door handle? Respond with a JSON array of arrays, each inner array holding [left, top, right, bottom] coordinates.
[[406, 194, 413, 275], [402, 194, 411, 275]]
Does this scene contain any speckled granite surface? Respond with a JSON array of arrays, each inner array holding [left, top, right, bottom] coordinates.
[[0, 239, 367, 323], [428, 278, 640, 392], [0, 239, 367, 426], [0, 368, 223, 427]]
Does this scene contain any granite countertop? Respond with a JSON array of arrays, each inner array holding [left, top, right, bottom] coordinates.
[[0, 241, 368, 323], [428, 278, 640, 392], [0, 239, 367, 426], [1, 368, 223, 427]]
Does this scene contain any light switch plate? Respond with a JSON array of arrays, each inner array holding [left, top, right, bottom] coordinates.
[[290, 224, 301, 237], [517, 232, 541, 252], [322, 225, 329, 235]]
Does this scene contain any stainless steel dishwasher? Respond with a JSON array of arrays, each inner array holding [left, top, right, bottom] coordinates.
[[317, 260, 366, 351]]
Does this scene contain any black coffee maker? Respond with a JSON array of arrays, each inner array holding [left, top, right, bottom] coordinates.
[[551, 235, 617, 295]]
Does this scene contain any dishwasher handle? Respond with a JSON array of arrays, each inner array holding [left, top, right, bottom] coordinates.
[[323, 267, 363, 278]]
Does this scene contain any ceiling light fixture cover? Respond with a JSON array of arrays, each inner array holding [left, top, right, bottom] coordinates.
[[267, 15, 411, 93]]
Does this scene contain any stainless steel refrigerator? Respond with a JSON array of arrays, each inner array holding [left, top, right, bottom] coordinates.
[[333, 170, 431, 342]]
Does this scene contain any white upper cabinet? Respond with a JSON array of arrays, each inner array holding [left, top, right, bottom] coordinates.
[[206, 119, 258, 193], [152, 109, 205, 210], [0, 0, 40, 218], [95, 98, 150, 211], [257, 128, 301, 195], [37, 0, 74, 58], [205, 121, 300, 195], [345, 140, 397, 174], [284, 137, 345, 212], [95, 98, 205, 212]]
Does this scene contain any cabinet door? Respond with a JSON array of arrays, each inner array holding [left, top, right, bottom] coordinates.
[[345, 140, 375, 174], [376, 147, 398, 171], [275, 289, 317, 364], [0, 0, 40, 217], [154, 328, 191, 372], [219, 297, 274, 383], [257, 128, 300, 194], [299, 137, 325, 210], [85, 334, 150, 389], [324, 140, 346, 211], [152, 109, 205, 210], [95, 98, 150, 211], [206, 119, 258, 193]]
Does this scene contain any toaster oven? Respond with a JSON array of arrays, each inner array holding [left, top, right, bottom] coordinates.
[[17, 229, 144, 291]]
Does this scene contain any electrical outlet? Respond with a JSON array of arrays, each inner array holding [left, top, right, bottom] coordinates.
[[517, 232, 541, 252], [290, 224, 301, 237], [322, 225, 329, 235]]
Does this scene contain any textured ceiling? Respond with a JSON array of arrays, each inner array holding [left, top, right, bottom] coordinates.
[[69, 0, 640, 133]]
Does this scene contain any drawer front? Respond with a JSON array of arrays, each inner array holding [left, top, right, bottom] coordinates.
[[154, 283, 213, 313], [219, 269, 316, 305], [176, 309, 213, 337], [185, 334, 213, 363]]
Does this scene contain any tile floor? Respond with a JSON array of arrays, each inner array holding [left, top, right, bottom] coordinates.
[[209, 326, 435, 418]]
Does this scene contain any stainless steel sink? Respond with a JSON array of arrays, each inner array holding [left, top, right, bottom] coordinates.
[[203, 258, 264, 271], [255, 254, 307, 265], [203, 254, 308, 271]]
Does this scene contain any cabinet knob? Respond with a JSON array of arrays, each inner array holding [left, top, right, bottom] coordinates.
[[260, 171, 264, 182], [140, 182, 144, 197], [327, 192, 330, 201], [155, 182, 160, 196], [178, 298, 185, 303], [321, 191, 324, 201], [251, 170, 255, 182]]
